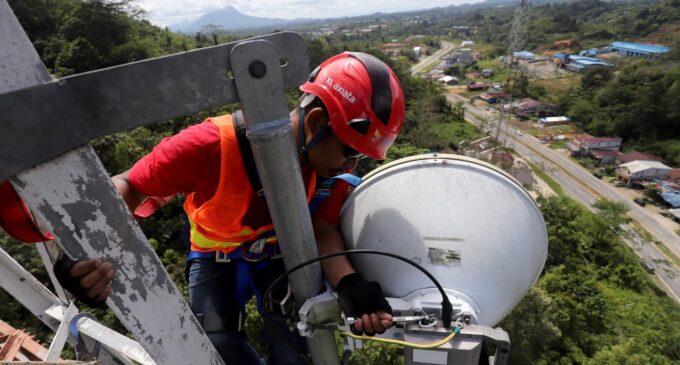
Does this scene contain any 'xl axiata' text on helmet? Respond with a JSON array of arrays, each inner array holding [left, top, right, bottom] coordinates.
[[300, 52, 406, 160]]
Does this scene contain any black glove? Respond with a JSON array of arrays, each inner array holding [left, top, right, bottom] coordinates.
[[337, 273, 392, 334], [53, 253, 107, 308]]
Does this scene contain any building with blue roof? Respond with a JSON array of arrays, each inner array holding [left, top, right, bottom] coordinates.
[[660, 192, 680, 208], [564, 55, 612, 72], [609, 41, 670, 58], [552, 53, 568, 60]]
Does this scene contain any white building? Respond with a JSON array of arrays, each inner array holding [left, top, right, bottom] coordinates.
[[438, 75, 460, 85], [567, 136, 622, 156], [413, 47, 422, 58], [538, 116, 571, 125], [461, 40, 475, 47], [617, 160, 672, 184]]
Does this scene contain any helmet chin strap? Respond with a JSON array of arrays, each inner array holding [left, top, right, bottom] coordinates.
[[298, 105, 329, 159]]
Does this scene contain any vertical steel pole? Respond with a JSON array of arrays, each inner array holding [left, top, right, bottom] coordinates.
[[231, 40, 341, 365]]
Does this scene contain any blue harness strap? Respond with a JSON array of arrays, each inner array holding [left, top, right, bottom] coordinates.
[[308, 173, 361, 214], [333, 172, 362, 187]]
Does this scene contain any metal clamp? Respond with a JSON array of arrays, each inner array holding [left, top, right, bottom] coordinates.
[[69, 313, 102, 361]]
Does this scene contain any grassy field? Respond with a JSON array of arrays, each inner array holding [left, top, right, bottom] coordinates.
[[417, 59, 443, 75], [550, 124, 581, 134], [549, 140, 567, 149], [429, 121, 483, 145], [475, 58, 512, 82], [468, 40, 502, 55], [528, 161, 567, 198], [530, 76, 581, 102]]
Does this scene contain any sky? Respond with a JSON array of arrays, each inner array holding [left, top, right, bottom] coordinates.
[[132, 0, 476, 27]]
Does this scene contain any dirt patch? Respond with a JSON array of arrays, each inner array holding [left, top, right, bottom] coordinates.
[[545, 39, 582, 53], [514, 156, 557, 199]]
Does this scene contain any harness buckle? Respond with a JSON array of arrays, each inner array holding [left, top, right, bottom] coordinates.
[[215, 250, 230, 263]]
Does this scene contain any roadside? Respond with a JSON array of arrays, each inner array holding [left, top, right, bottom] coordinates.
[[409, 41, 454, 75], [446, 91, 680, 304]]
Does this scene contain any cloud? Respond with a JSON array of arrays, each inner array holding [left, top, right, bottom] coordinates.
[[133, 0, 469, 27]]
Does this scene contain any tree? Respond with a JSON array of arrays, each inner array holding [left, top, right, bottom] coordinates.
[[200, 24, 224, 46], [581, 68, 612, 91], [592, 199, 629, 229], [445, 64, 463, 78]]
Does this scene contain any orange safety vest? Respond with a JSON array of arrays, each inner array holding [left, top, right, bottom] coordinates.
[[184, 115, 317, 254]]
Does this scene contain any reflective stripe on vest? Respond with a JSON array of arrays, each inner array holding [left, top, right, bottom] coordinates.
[[184, 115, 317, 253]]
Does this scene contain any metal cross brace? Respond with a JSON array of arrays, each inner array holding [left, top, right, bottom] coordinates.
[[0, 0, 310, 363], [0, 246, 152, 364]]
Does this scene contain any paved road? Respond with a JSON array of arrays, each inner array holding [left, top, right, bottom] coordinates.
[[447, 93, 680, 303], [449, 93, 680, 255], [619, 224, 680, 301], [410, 41, 454, 75]]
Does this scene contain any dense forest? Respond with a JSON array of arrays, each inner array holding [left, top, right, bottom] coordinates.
[[2, 0, 680, 364]]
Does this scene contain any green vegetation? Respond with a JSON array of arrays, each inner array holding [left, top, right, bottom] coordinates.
[[657, 242, 680, 270], [558, 65, 680, 166], [549, 140, 567, 149], [1, 0, 470, 359], [474, 58, 512, 82], [417, 59, 442, 75], [411, 0, 680, 164], [2, 0, 680, 364], [500, 195, 680, 364], [530, 76, 581, 103], [7, 0, 220, 77]]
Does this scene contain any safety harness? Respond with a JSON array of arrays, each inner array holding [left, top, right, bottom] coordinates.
[[190, 110, 360, 332]]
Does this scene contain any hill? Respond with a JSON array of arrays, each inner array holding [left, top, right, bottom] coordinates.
[[168, 5, 311, 33]]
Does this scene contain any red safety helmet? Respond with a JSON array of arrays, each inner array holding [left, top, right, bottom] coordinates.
[[299, 52, 405, 160], [0, 181, 53, 243]]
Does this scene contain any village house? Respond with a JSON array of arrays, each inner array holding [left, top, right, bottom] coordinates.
[[567, 136, 622, 156], [617, 160, 672, 185]]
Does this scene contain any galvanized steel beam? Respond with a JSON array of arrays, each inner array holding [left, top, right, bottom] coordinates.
[[11, 148, 224, 364], [0, 30, 308, 181], [0, 246, 62, 330], [1, 1, 222, 363]]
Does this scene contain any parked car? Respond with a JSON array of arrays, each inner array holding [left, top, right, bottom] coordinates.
[[593, 171, 603, 179], [640, 260, 655, 274], [634, 197, 646, 207], [614, 181, 626, 187]]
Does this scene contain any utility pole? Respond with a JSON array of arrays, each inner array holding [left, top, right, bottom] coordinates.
[[500, 0, 531, 149]]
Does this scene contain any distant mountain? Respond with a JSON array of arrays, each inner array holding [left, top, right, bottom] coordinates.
[[169, 6, 303, 33], [168, 0, 632, 34]]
